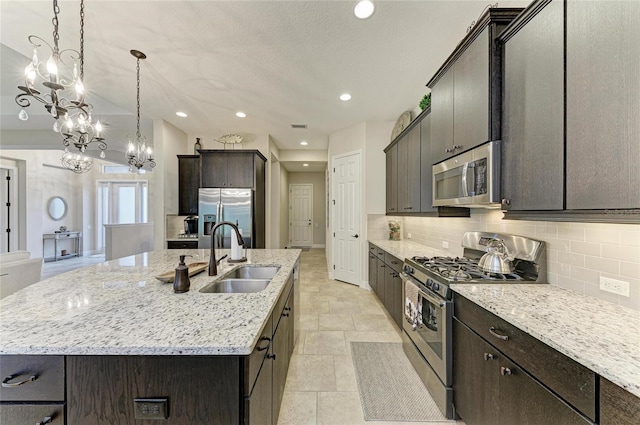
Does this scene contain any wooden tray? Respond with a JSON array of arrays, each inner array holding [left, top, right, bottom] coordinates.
[[155, 262, 209, 283]]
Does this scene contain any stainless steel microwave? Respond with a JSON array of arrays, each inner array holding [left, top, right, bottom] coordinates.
[[432, 140, 501, 207]]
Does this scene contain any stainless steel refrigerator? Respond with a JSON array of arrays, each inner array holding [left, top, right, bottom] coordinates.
[[198, 188, 255, 249]]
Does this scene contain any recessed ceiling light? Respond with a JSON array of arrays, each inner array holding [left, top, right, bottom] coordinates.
[[176, 111, 187, 117], [236, 111, 246, 118], [354, 0, 375, 19], [340, 93, 352, 101], [303, 163, 309, 167], [300, 141, 308, 146]]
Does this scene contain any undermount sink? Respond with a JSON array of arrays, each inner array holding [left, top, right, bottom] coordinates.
[[200, 278, 272, 294], [224, 266, 280, 280]]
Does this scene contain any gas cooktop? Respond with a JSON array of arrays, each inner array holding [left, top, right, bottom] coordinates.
[[410, 256, 526, 282]]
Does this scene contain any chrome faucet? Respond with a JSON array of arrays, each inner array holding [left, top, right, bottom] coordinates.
[[208, 221, 245, 276]]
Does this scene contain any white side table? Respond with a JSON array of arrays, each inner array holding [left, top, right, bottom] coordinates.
[[43, 232, 82, 262]]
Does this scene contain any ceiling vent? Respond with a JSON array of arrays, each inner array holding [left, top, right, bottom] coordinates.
[[291, 124, 307, 129]]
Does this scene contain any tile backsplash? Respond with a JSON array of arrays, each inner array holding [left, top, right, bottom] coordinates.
[[369, 210, 640, 310]]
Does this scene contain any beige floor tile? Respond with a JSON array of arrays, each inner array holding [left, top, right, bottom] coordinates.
[[303, 331, 347, 355], [294, 331, 306, 354], [299, 313, 319, 331], [277, 392, 317, 425], [344, 330, 402, 344], [285, 354, 336, 391], [317, 392, 365, 425], [300, 300, 330, 314], [352, 313, 399, 332], [328, 300, 361, 314], [318, 313, 355, 331], [333, 355, 358, 391]]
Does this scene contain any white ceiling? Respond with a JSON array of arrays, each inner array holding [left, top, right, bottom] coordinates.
[[0, 0, 531, 162]]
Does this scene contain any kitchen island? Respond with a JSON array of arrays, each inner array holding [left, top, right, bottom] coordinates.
[[0, 248, 301, 425]]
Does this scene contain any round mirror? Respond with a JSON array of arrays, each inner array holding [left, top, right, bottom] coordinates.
[[47, 196, 68, 221]]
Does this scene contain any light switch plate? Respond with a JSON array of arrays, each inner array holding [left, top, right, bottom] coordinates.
[[599, 277, 630, 297], [442, 241, 449, 249]]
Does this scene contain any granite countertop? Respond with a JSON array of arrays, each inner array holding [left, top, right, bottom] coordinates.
[[451, 284, 640, 398], [0, 249, 300, 356], [368, 239, 450, 260]]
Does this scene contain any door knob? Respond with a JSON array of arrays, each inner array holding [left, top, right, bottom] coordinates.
[[351, 234, 359, 238]]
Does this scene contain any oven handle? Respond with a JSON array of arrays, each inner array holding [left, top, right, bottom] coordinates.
[[401, 272, 447, 308]]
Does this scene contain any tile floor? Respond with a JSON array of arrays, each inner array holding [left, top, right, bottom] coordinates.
[[278, 249, 464, 425]]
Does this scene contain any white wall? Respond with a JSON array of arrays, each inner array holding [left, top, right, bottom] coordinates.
[[382, 210, 640, 311], [279, 166, 289, 248], [288, 172, 327, 247], [365, 121, 394, 214]]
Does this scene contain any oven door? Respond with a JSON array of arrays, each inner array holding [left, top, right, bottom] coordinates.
[[432, 140, 501, 207], [402, 273, 452, 385]]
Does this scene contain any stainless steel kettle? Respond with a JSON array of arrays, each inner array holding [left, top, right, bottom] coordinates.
[[478, 239, 514, 273]]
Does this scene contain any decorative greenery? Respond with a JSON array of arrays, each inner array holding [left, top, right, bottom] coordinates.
[[419, 92, 431, 110]]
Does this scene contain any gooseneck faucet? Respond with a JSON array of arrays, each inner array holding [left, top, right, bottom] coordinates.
[[208, 221, 245, 276]]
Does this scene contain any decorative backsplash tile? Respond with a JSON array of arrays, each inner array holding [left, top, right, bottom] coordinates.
[[370, 210, 640, 310]]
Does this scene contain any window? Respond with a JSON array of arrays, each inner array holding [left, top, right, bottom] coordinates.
[[96, 180, 149, 251], [102, 165, 146, 174]]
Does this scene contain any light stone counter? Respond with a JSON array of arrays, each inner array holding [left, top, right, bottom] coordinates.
[[0, 249, 300, 356], [451, 284, 640, 398], [368, 239, 449, 261]]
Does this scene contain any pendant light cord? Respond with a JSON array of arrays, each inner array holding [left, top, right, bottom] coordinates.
[[136, 57, 141, 140], [79, 0, 85, 80]]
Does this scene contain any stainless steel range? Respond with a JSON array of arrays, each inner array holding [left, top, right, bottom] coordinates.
[[400, 232, 546, 418]]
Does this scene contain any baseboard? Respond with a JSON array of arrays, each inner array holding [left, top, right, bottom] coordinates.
[[361, 281, 372, 291], [312, 244, 325, 248]]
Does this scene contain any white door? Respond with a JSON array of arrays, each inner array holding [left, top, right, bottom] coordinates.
[[290, 184, 313, 247], [332, 152, 361, 285]]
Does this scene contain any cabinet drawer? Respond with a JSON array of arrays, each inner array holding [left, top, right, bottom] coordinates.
[[384, 252, 402, 271], [0, 403, 65, 425], [454, 295, 596, 421], [243, 314, 272, 397], [0, 355, 64, 402]]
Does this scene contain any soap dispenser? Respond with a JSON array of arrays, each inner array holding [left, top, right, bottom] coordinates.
[[173, 255, 192, 293]]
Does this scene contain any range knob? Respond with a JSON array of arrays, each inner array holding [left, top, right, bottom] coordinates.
[[432, 282, 440, 291], [426, 279, 433, 289], [404, 265, 414, 274]]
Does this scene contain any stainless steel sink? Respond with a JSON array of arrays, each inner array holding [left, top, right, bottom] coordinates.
[[200, 278, 271, 293], [224, 266, 280, 279]]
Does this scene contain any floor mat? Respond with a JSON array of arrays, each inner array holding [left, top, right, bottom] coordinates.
[[350, 341, 454, 422]]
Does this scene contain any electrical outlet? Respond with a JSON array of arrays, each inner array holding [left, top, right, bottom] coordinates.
[[599, 277, 630, 297], [407, 233, 412, 239], [442, 241, 449, 249], [134, 398, 169, 420]]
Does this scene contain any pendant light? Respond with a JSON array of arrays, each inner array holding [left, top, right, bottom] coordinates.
[[125, 50, 155, 173]]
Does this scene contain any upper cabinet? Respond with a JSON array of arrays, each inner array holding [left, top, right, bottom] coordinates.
[[565, 0, 640, 210], [428, 9, 523, 164], [397, 123, 421, 213], [385, 144, 398, 214], [177, 155, 200, 215], [200, 150, 267, 188], [499, 0, 640, 220]]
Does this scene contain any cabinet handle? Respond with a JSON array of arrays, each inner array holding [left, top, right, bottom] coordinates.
[[2, 373, 37, 388], [36, 416, 53, 425], [282, 312, 290, 317], [453, 145, 463, 151], [267, 353, 276, 360], [500, 367, 512, 376], [489, 326, 509, 341], [257, 336, 271, 351], [445, 147, 454, 153], [483, 353, 495, 361], [284, 306, 292, 312]]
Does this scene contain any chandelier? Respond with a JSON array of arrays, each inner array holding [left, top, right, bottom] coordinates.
[[59, 0, 107, 164], [61, 151, 93, 174], [125, 50, 156, 173], [15, 0, 88, 123]]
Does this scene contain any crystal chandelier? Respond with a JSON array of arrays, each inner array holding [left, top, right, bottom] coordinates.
[[59, 0, 107, 163], [126, 50, 155, 173], [15, 0, 87, 123], [61, 151, 93, 173]]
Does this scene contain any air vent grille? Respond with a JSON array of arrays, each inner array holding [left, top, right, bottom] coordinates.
[[291, 124, 307, 129]]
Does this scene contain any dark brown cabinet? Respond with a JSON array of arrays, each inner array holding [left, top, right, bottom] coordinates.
[[501, 0, 564, 211], [245, 358, 271, 425], [368, 247, 378, 294], [397, 124, 421, 212], [177, 155, 200, 215], [600, 377, 640, 425], [0, 404, 65, 425], [428, 9, 521, 163], [453, 295, 595, 425], [200, 150, 265, 188], [271, 282, 293, 425], [368, 244, 402, 328], [385, 144, 398, 214], [419, 113, 437, 213]]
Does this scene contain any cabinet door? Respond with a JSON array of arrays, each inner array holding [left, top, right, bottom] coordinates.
[[420, 114, 437, 212], [385, 145, 398, 213], [502, 0, 564, 211], [385, 270, 402, 328], [0, 404, 65, 425], [600, 378, 640, 425], [368, 253, 377, 293], [201, 154, 228, 187], [227, 153, 255, 188], [431, 70, 455, 164], [566, 0, 640, 209], [406, 125, 421, 212], [453, 27, 490, 153], [376, 260, 386, 305], [271, 309, 290, 425], [397, 138, 409, 211], [498, 357, 592, 425], [453, 319, 500, 425], [178, 156, 200, 215], [0, 355, 65, 402], [246, 358, 272, 425]]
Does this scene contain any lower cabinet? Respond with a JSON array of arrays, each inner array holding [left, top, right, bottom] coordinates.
[[271, 283, 293, 425], [0, 404, 65, 425], [384, 261, 402, 328], [368, 244, 403, 328], [167, 240, 198, 249], [600, 378, 640, 425], [245, 358, 272, 425]]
